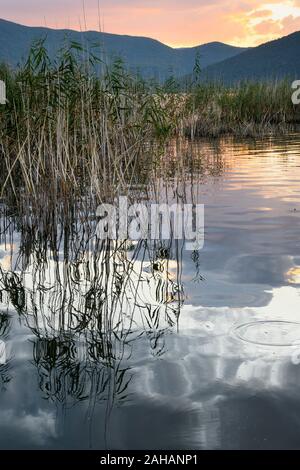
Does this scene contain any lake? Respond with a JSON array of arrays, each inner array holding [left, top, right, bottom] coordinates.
[[1, 134, 300, 450]]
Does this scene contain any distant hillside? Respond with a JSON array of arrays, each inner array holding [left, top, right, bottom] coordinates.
[[203, 31, 300, 83], [0, 18, 247, 81]]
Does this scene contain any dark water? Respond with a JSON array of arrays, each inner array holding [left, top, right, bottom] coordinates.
[[1, 135, 300, 449]]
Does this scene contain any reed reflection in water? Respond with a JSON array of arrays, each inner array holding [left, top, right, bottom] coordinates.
[[0, 141, 215, 446], [3, 136, 300, 449]]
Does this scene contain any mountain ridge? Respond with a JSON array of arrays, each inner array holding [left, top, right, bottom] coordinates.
[[202, 30, 300, 83], [0, 18, 248, 80]]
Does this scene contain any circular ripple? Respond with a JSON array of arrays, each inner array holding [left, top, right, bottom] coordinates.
[[234, 321, 300, 347]]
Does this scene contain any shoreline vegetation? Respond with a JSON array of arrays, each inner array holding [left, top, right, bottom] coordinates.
[[0, 41, 299, 214]]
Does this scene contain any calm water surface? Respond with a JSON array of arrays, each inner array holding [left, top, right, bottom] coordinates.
[[1, 135, 300, 449]]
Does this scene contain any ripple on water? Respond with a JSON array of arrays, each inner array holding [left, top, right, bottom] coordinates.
[[233, 321, 300, 347]]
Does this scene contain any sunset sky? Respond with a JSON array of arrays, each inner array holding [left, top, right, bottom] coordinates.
[[2, 0, 300, 47]]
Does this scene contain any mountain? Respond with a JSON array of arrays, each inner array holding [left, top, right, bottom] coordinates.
[[203, 31, 300, 83], [0, 18, 247, 80]]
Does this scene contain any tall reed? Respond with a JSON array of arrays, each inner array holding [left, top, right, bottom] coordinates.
[[0, 40, 174, 220]]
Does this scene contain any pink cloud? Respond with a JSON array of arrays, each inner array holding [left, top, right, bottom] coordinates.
[[249, 9, 273, 19], [280, 14, 300, 35], [254, 19, 281, 35]]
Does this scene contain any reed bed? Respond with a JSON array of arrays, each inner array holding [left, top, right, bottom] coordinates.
[[182, 80, 300, 138], [0, 41, 175, 219], [0, 41, 299, 217]]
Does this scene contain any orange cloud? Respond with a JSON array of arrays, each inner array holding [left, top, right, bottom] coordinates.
[[281, 14, 300, 35], [249, 9, 273, 18], [254, 19, 282, 34]]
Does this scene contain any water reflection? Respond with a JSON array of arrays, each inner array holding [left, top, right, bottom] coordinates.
[[1, 136, 300, 449], [0, 311, 11, 391]]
